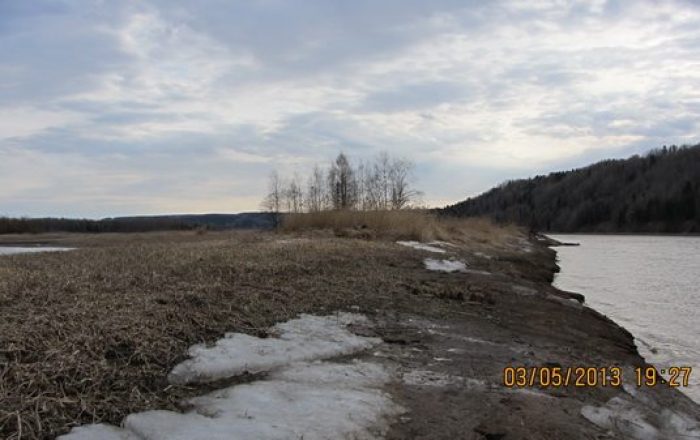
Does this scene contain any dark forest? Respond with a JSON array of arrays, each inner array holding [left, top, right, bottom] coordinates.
[[442, 144, 700, 233]]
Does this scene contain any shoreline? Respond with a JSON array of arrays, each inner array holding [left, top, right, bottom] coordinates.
[[545, 231, 700, 237], [549, 233, 700, 407], [1, 230, 698, 438]]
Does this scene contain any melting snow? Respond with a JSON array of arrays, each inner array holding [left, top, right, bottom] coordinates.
[[512, 285, 538, 297], [428, 241, 457, 248], [169, 313, 380, 384], [402, 370, 464, 387], [424, 258, 467, 273], [61, 314, 402, 440], [581, 395, 700, 439], [546, 294, 583, 309], [397, 241, 447, 253], [473, 251, 492, 259]]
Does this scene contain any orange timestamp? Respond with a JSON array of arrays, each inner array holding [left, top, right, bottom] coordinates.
[[635, 366, 693, 387], [503, 366, 693, 389]]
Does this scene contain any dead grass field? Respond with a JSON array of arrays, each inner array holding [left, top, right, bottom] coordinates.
[[282, 210, 521, 248], [0, 221, 538, 439]]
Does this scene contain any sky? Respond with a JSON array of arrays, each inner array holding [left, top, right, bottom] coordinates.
[[1, 0, 699, 218]]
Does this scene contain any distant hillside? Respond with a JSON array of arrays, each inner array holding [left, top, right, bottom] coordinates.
[[442, 144, 700, 233], [111, 213, 276, 230], [0, 213, 275, 234]]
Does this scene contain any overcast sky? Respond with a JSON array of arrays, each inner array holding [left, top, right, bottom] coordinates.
[[1, 0, 699, 217]]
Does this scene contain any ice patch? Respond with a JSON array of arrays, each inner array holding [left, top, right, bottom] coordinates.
[[581, 397, 659, 439], [660, 409, 700, 438], [61, 361, 402, 440], [397, 241, 446, 253], [60, 315, 403, 440], [425, 328, 500, 346], [473, 251, 492, 259], [401, 370, 483, 388], [546, 294, 583, 309], [60, 425, 138, 440], [512, 285, 538, 296], [458, 336, 500, 346], [424, 258, 466, 273], [169, 313, 379, 384], [508, 387, 554, 399], [581, 396, 700, 439], [428, 241, 457, 248]]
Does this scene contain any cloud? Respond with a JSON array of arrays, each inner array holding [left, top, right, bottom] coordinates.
[[0, 0, 699, 216]]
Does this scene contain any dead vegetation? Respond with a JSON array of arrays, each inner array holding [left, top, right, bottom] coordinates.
[[0, 223, 535, 439], [281, 210, 521, 247]]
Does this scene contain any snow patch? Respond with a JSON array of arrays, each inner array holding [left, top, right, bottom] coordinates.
[[62, 361, 402, 440], [425, 328, 500, 346], [660, 409, 700, 438], [581, 397, 659, 439], [510, 388, 554, 399], [458, 336, 500, 346], [512, 285, 538, 297], [169, 313, 380, 384], [59, 425, 138, 440], [61, 315, 403, 440], [403, 370, 458, 387], [546, 294, 583, 309], [473, 251, 492, 259], [581, 395, 700, 440], [401, 369, 486, 389], [397, 241, 446, 253], [423, 258, 466, 273], [429, 241, 457, 248]]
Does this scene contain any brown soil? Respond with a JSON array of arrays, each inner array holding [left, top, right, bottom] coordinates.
[[0, 229, 697, 439]]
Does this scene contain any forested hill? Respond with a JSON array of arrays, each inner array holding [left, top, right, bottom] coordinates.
[[441, 144, 700, 233], [0, 213, 274, 234]]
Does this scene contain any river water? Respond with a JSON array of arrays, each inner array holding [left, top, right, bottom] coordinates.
[[0, 246, 73, 255], [550, 234, 700, 403]]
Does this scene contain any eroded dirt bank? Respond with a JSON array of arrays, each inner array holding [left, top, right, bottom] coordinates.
[[368, 238, 699, 439], [1, 230, 698, 439]]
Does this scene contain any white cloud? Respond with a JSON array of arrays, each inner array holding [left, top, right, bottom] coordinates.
[[1, 0, 699, 216], [0, 106, 85, 140]]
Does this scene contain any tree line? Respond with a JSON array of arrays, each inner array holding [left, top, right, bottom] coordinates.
[[262, 152, 422, 216], [0, 216, 194, 234], [441, 143, 700, 233]]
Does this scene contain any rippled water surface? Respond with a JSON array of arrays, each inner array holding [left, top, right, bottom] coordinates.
[[550, 234, 700, 403]]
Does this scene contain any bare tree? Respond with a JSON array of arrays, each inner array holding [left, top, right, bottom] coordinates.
[[355, 160, 369, 211], [261, 171, 283, 226], [306, 165, 325, 213], [262, 150, 421, 215], [374, 152, 392, 209], [329, 153, 356, 210], [389, 157, 419, 209], [285, 173, 304, 213]]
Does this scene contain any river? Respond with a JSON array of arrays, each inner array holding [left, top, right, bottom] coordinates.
[[0, 246, 74, 255], [550, 234, 700, 403]]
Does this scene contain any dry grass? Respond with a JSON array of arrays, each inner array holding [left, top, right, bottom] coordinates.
[[0, 222, 535, 439], [0, 232, 440, 439], [281, 210, 522, 248]]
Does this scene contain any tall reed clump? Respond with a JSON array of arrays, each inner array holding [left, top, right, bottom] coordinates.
[[280, 210, 522, 245]]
